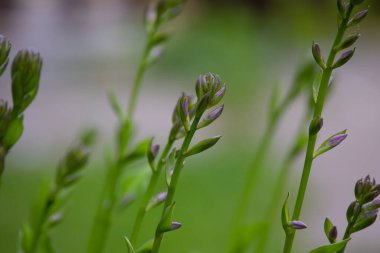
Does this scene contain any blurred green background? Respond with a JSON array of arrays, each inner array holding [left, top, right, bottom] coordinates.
[[1, 0, 380, 252]]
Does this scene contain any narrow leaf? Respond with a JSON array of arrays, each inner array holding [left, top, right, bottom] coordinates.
[[309, 239, 350, 253], [185, 136, 221, 157]]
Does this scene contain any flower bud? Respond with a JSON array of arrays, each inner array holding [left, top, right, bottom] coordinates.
[[309, 116, 323, 135], [170, 221, 182, 231], [313, 130, 347, 158], [335, 33, 360, 51], [146, 191, 167, 211], [337, 0, 347, 18], [11, 48, 43, 115], [332, 48, 355, 69], [289, 220, 307, 230], [312, 42, 326, 69], [329, 226, 338, 242], [348, 9, 368, 27], [197, 104, 224, 129]]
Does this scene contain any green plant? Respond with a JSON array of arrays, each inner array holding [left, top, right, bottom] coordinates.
[[281, 1, 373, 252], [86, 1, 185, 253], [0, 36, 42, 181], [18, 130, 95, 253]]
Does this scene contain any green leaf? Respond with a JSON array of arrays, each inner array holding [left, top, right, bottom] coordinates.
[[157, 202, 176, 234], [124, 137, 152, 165], [269, 82, 280, 119], [281, 193, 290, 234], [124, 236, 136, 253], [185, 136, 221, 157], [309, 239, 350, 253], [3, 117, 24, 149], [136, 239, 154, 253], [107, 91, 123, 120]]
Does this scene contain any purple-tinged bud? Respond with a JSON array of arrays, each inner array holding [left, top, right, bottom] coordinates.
[[147, 138, 160, 171], [347, 201, 360, 222], [312, 41, 326, 69], [177, 94, 190, 131], [197, 104, 224, 129], [329, 134, 348, 148], [348, 9, 368, 27], [363, 199, 380, 211], [364, 209, 378, 218], [314, 130, 347, 158], [289, 220, 307, 230], [329, 226, 338, 242], [335, 33, 360, 51], [309, 116, 323, 135], [170, 221, 182, 230], [209, 85, 226, 108], [333, 48, 355, 69], [146, 191, 167, 211]]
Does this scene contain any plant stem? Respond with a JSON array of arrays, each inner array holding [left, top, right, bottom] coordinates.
[[228, 100, 289, 253], [337, 209, 361, 253], [0, 149, 5, 181], [86, 36, 151, 253], [130, 137, 175, 245], [282, 5, 354, 253], [151, 113, 203, 253]]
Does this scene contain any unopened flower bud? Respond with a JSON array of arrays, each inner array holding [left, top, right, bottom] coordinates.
[[309, 116, 323, 135], [335, 33, 360, 51], [332, 48, 355, 69], [314, 130, 347, 158], [312, 42, 326, 69], [170, 221, 182, 230], [329, 134, 348, 147], [329, 226, 338, 242], [146, 191, 167, 211], [197, 104, 224, 129], [348, 9, 368, 27], [289, 220, 307, 230], [11, 48, 43, 115]]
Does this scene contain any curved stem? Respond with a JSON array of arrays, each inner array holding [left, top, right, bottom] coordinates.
[[282, 5, 354, 253], [151, 113, 203, 253], [130, 138, 175, 245]]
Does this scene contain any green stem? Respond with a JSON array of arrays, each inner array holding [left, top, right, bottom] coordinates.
[[228, 100, 289, 253], [255, 111, 310, 253], [254, 154, 294, 253], [130, 137, 175, 245], [0, 148, 5, 181], [127, 42, 150, 120], [283, 5, 353, 253], [337, 209, 360, 253], [151, 113, 203, 253], [86, 34, 153, 253]]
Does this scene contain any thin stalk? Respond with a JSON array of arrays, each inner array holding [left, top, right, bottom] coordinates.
[[86, 42, 151, 253], [337, 210, 361, 253], [255, 110, 311, 253], [130, 137, 175, 245], [228, 99, 289, 252], [0, 150, 4, 181], [151, 113, 203, 253], [283, 5, 354, 253]]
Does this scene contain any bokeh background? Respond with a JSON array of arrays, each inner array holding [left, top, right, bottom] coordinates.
[[1, 0, 380, 252]]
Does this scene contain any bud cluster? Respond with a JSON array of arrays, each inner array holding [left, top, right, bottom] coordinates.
[[346, 175, 380, 234]]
